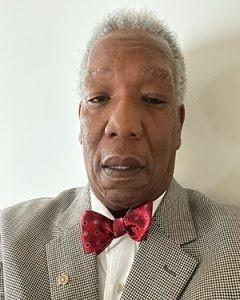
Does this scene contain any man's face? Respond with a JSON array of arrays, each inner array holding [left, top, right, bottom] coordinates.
[[79, 30, 185, 213]]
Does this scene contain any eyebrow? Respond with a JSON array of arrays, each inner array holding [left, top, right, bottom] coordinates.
[[84, 67, 112, 82], [143, 66, 172, 81], [84, 65, 172, 84]]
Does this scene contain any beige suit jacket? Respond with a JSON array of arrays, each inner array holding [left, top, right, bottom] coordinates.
[[0, 179, 240, 299]]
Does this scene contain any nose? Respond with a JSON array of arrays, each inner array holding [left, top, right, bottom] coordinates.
[[105, 99, 143, 140]]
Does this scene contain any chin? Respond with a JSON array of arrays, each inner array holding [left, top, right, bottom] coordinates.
[[102, 188, 149, 210]]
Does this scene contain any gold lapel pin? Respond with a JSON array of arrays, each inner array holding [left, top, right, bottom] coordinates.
[[56, 273, 69, 286]]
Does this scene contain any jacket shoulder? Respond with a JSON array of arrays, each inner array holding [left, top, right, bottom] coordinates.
[[1, 187, 79, 216], [185, 188, 240, 227], [0, 187, 85, 245]]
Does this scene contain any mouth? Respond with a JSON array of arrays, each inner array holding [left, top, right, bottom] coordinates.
[[102, 156, 145, 178]]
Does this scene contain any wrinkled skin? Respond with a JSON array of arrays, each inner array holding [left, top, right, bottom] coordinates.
[[79, 30, 185, 217]]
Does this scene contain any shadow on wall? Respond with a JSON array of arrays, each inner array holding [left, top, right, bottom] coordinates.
[[175, 38, 240, 206]]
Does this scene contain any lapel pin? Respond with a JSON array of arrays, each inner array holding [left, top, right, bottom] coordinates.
[[56, 273, 69, 286]]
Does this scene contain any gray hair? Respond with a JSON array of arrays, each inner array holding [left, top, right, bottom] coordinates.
[[79, 8, 186, 105]]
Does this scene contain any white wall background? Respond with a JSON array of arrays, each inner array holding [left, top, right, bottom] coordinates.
[[0, 0, 240, 209]]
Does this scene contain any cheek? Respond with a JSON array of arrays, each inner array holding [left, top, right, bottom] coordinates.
[[149, 117, 177, 160], [80, 107, 98, 144], [80, 109, 104, 169], [81, 123, 97, 159]]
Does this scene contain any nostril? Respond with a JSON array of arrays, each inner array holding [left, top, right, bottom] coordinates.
[[105, 117, 142, 139], [109, 132, 117, 138], [108, 131, 137, 139]]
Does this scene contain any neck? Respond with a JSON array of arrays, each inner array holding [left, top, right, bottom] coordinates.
[[109, 208, 129, 219]]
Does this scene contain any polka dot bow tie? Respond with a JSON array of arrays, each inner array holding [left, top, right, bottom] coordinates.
[[81, 202, 153, 255]]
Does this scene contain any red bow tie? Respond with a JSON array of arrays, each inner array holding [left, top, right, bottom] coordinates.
[[81, 202, 153, 255]]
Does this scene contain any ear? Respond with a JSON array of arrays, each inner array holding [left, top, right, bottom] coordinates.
[[78, 102, 83, 145], [78, 102, 82, 118], [176, 104, 185, 150]]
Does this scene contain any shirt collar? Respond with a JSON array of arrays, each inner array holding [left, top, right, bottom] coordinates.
[[90, 189, 166, 220]]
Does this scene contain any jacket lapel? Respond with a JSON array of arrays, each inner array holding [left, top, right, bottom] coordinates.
[[45, 185, 99, 300], [121, 179, 199, 300]]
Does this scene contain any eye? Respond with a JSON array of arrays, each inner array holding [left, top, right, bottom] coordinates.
[[87, 95, 109, 104], [143, 97, 166, 105]]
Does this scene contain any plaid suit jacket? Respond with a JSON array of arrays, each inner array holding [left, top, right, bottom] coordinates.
[[0, 178, 240, 300]]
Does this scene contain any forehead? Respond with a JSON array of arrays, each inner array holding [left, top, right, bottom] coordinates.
[[89, 30, 173, 61], [85, 30, 175, 83]]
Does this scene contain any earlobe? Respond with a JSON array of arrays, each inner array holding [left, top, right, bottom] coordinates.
[[178, 104, 185, 129], [176, 104, 185, 150], [79, 132, 83, 145], [78, 102, 82, 119]]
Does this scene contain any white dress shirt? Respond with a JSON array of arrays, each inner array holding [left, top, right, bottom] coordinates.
[[90, 190, 165, 300]]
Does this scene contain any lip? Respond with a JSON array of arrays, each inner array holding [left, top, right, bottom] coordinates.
[[102, 156, 145, 178], [102, 156, 144, 168]]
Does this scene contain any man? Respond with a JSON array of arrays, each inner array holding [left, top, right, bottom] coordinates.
[[0, 8, 240, 300]]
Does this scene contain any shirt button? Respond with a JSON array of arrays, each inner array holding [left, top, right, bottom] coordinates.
[[56, 273, 69, 286], [115, 282, 124, 294]]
